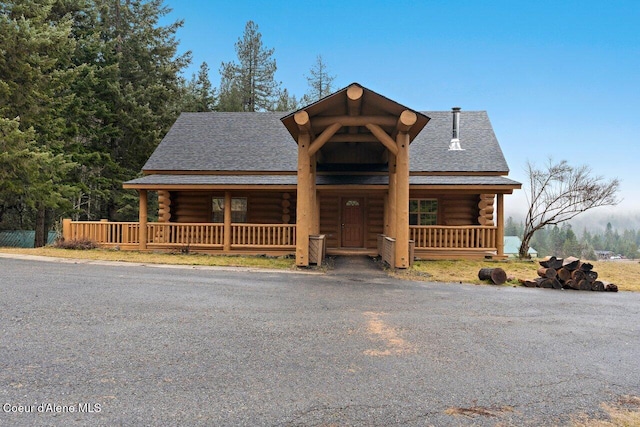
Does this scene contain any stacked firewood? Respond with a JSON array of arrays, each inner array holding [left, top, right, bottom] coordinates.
[[520, 256, 618, 292]]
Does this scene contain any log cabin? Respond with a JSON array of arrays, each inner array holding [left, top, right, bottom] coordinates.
[[63, 83, 521, 267]]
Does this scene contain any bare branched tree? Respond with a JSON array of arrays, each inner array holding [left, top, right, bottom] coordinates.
[[519, 158, 620, 258]]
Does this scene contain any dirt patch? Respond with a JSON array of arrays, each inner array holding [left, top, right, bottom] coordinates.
[[445, 405, 514, 418], [362, 311, 415, 357], [571, 395, 640, 426]]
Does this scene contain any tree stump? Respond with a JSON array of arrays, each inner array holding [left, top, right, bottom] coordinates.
[[478, 267, 507, 285]]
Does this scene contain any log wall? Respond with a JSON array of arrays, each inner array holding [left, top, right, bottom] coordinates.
[[478, 193, 495, 226], [366, 196, 385, 248], [158, 190, 171, 222], [408, 193, 481, 226], [170, 191, 211, 223], [168, 191, 296, 224], [246, 192, 296, 224], [319, 195, 340, 249]]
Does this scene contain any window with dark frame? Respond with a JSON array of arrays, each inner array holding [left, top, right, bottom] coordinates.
[[211, 197, 247, 223], [409, 199, 438, 225]]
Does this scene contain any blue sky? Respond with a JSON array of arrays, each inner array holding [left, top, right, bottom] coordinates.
[[162, 0, 640, 218]]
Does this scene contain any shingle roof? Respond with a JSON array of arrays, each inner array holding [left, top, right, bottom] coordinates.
[[410, 111, 509, 173], [141, 110, 510, 174], [142, 112, 297, 172]]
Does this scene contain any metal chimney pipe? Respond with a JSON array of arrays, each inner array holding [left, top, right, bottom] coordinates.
[[449, 107, 463, 151]]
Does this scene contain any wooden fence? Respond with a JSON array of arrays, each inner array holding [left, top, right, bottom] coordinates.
[[409, 225, 497, 250], [63, 220, 295, 251]]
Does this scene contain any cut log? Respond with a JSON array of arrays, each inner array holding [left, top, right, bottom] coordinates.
[[571, 270, 586, 282], [562, 256, 581, 271], [585, 270, 598, 282], [591, 281, 605, 292], [478, 267, 507, 285], [603, 282, 619, 292], [578, 279, 591, 291], [535, 277, 561, 289], [557, 267, 572, 283], [522, 280, 539, 288], [579, 262, 594, 272], [563, 279, 580, 290], [540, 256, 564, 270], [537, 267, 558, 279]]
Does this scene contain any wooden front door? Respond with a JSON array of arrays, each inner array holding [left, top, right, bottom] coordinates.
[[341, 197, 364, 247]]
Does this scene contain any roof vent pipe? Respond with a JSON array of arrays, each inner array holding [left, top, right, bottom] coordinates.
[[449, 107, 464, 151]]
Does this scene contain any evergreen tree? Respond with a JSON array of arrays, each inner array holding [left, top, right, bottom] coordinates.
[[504, 216, 523, 237], [0, 0, 190, 243], [302, 54, 335, 104], [217, 61, 244, 111], [561, 226, 581, 258], [68, 0, 190, 220], [0, 117, 76, 238], [0, 0, 81, 244], [218, 21, 280, 112], [273, 88, 299, 112], [180, 62, 216, 112]]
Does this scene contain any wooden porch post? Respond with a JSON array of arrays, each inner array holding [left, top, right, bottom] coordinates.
[[496, 193, 505, 257], [223, 191, 232, 252], [139, 190, 148, 250], [310, 153, 320, 235], [394, 132, 410, 268], [383, 194, 389, 237], [62, 218, 72, 241], [387, 153, 397, 239], [295, 112, 312, 267]]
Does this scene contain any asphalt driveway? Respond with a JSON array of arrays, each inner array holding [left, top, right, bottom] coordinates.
[[1, 256, 639, 426]]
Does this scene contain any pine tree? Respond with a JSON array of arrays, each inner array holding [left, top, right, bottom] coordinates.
[[180, 62, 217, 112], [303, 55, 335, 104], [273, 88, 299, 112], [0, 117, 76, 237], [0, 0, 81, 244], [68, 0, 190, 220], [218, 21, 280, 112]]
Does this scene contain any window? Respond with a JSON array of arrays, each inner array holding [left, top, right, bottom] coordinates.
[[212, 197, 247, 223], [409, 199, 438, 225]]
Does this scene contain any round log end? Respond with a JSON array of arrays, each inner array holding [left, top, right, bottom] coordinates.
[[399, 110, 418, 127], [294, 110, 310, 126], [346, 84, 364, 101]]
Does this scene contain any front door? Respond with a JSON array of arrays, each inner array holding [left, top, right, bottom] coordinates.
[[341, 197, 364, 247]]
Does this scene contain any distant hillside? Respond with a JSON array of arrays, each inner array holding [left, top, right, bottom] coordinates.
[[568, 210, 640, 235], [505, 207, 640, 235]]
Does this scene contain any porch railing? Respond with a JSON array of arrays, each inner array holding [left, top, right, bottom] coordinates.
[[231, 224, 296, 248], [64, 221, 495, 253], [409, 225, 497, 250], [65, 220, 140, 245], [148, 223, 224, 247], [63, 220, 296, 250]]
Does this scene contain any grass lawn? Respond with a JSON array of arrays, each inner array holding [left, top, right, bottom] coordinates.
[[406, 258, 640, 292], [0, 247, 297, 270]]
